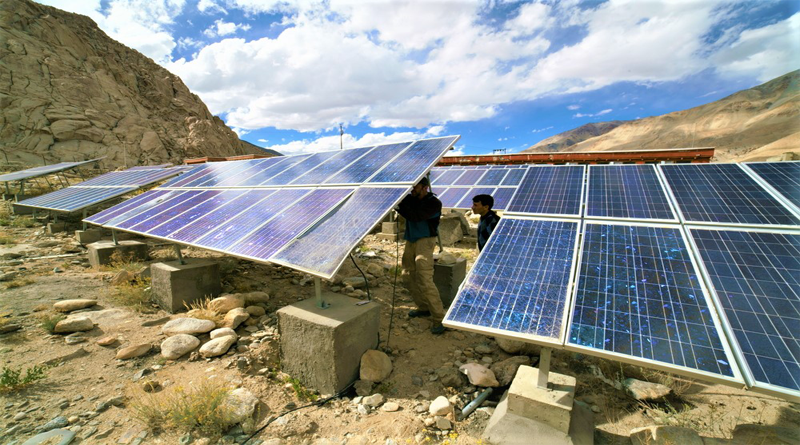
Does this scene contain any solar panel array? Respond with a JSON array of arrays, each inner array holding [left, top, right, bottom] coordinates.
[[0, 158, 101, 183], [86, 136, 459, 280], [443, 161, 800, 401], [15, 166, 185, 213]]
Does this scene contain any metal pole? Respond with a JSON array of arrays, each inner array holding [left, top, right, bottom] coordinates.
[[174, 245, 185, 265], [112, 229, 119, 246], [82, 208, 87, 231], [17, 180, 24, 202], [537, 347, 552, 389], [315, 277, 328, 309], [458, 387, 493, 421]]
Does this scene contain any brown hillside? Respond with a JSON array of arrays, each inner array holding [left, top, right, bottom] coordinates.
[[0, 0, 275, 169], [523, 70, 800, 161]]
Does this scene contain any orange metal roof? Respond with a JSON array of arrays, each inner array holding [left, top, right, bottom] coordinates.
[[438, 147, 714, 166]]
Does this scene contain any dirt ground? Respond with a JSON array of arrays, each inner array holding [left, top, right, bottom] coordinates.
[[1, 208, 799, 445]]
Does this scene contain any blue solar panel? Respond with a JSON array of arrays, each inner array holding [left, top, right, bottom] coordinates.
[[689, 228, 800, 396], [477, 168, 508, 186], [500, 168, 527, 186], [196, 159, 277, 187], [369, 136, 458, 183], [229, 188, 353, 261], [492, 188, 517, 211], [568, 223, 740, 382], [111, 190, 206, 230], [85, 189, 173, 226], [291, 147, 372, 185], [325, 143, 412, 184], [168, 190, 277, 244], [273, 187, 408, 278], [444, 218, 579, 343], [661, 164, 800, 227], [437, 188, 468, 208], [147, 190, 250, 238], [233, 156, 310, 187], [457, 187, 495, 208], [586, 165, 677, 221], [433, 168, 466, 186], [453, 169, 487, 186], [16, 187, 136, 212], [746, 162, 800, 210], [170, 161, 245, 188], [262, 151, 342, 186], [506, 166, 585, 216], [0, 159, 99, 183], [73, 167, 183, 187]]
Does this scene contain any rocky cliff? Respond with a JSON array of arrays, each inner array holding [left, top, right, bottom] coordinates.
[[0, 0, 275, 169], [523, 70, 800, 161]]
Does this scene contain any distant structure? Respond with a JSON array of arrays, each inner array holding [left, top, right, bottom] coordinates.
[[439, 147, 714, 166]]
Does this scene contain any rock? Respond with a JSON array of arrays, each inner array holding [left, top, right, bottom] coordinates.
[[245, 306, 265, 317], [414, 402, 430, 413], [459, 363, 499, 387], [429, 396, 452, 416], [359, 350, 392, 382], [222, 308, 249, 329], [731, 424, 800, 445], [141, 316, 171, 327], [162, 318, 216, 336], [437, 252, 457, 265], [362, 393, 385, 407], [209, 295, 245, 313], [242, 291, 270, 305], [97, 336, 117, 346], [0, 323, 22, 334], [382, 402, 400, 412], [133, 368, 152, 381], [630, 426, 703, 445], [354, 380, 374, 397], [494, 337, 540, 355], [0, 271, 18, 281], [222, 388, 259, 423], [342, 277, 366, 289], [210, 328, 237, 339], [200, 335, 237, 358], [623, 378, 672, 401], [435, 416, 452, 430], [142, 380, 161, 392], [54, 316, 94, 334], [64, 333, 87, 344], [474, 343, 493, 354], [437, 367, 467, 389], [110, 269, 135, 285], [53, 299, 97, 312], [438, 213, 464, 246], [161, 334, 200, 359], [366, 263, 384, 277], [20, 429, 76, 444], [116, 343, 151, 360], [490, 356, 531, 386], [38, 416, 69, 432]]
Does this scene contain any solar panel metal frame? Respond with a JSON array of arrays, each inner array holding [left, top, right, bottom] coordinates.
[[0, 158, 102, 183], [563, 219, 745, 386], [443, 215, 583, 347], [741, 161, 800, 215], [317, 143, 413, 187], [504, 165, 586, 218], [584, 164, 679, 223], [364, 136, 461, 186], [270, 184, 411, 279], [684, 224, 800, 402], [659, 163, 800, 229]]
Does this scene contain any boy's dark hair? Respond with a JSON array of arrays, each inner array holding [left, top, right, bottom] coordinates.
[[472, 194, 494, 209]]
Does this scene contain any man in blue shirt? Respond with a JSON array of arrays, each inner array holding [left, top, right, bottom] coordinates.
[[397, 177, 446, 335], [472, 194, 500, 252]]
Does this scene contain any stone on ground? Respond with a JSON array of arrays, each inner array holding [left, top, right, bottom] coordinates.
[[162, 318, 216, 336], [116, 343, 151, 360], [210, 295, 245, 313], [200, 335, 237, 358], [359, 349, 392, 382], [362, 393, 385, 407], [53, 299, 97, 312], [222, 387, 259, 423], [459, 363, 499, 387], [222, 307, 249, 329], [96, 336, 117, 346], [53, 316, 94, 333], [210, 327, 237, 339], [342, 276, 366, 288], [110, 269, 135, 285], [161, 334, 200, 359], [490, 356, 531, 386], [429, 396, 452, 416], [624, 378, 672, 401], [245, 305, 266, 317], [242, 291, 270, 305]]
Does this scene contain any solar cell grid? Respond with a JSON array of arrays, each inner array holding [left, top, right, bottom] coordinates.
[[369, 136, 459, 183], [660, 163, 800, 227], [0, 159, 99, 183], [147, 190, 249, 238], [457, 187, 495, 208], [492, 188, 517, 211], [586, 165, 677, 221], [745, 162, 800, 211], [453, 169, 487, 186], [325, 143, 412, 184], [169, 161, 243, 188], [199, 158, 277, 188], [290, 147, 372, 185], [122, 190, 222, 232], [232, 155, 310, 187], [168, 190, 277, 244], [85, 189, 173, 226], [568, 222, 740, 383], [689, 227, 800, 397], [437, 188, 468, 208], [477, 168, 508, 186], [444, 218, 579, 343], [506, 165, 584, 216], [433, 168, 466, 186], [500, 167, 528, 186], [262, 151, 342, 186], [16, 187, 137, 212]]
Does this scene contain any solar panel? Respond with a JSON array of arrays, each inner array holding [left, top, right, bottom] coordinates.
[[500, 167, 527, 186], [368, 136, 459, 183], [146, 190, 250, 238], [290, 147, 373, 185], [166, 161, 246, 188], [443, 218, 580, 344], [660, 163, 800, 227], [688, 227, 800, 398], [567, 222, 742, 384], [428, 167, 448, 184], [477, 168, 509, 186], [453, 168, 487, 186], [456, 187, 495, 208], [505, 165, 585, 217], [84, 189, 173, 226], [325, 143, 412, 184], [194, 158, 278, 188], [492, 188, 517, 211], [0, 159, 100, 183], [126, 164, 172, 170], [233, 156, 311, 187], [745, 162, 800, 211], [433, 168, 466, 186], [14, 186, 137, 212], [272, 187, 409, 278], [586, 165, 677, 222], [262, 151, 343, 186], [437, 188, 469, 208], [73, 167, 185, 187], [120, 190, 221, 232]]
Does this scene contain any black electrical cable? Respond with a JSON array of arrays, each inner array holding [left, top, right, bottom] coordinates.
[[242, 381, 356, 444], [385, 234, 400, 351], [349, 252, 371, 301]]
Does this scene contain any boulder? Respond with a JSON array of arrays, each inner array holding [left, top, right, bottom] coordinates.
[[209, 328, 237, 339], [110, 269, 135, 286], [200, 335, 237, 358], [222, 388, 259, 423], [362, 393, 385, 407], [161, 334, 200, 360], [342, 277, 366, 289], [242, 291, 270, 305], [53, 316, 94, 333], [245, 306, 266, 317], [437, 367, 467, 389], [209, 295, 245, 313], [366, 263, 384, 277], [429, 396, 452, 416], [731, 424, 800, 445], [623, 378, 672, 401], [490, 356, 531, 386], [115, 343, 151, 360], [359, 350, 392, 383], [354, 380, 374, 397], [162, 318, 216, 336], [437, 215, 463, 246], [495, 337, 540, 355], [53, 299, 97, 312], [222, 308, 249, 329], [459, 363, 499, 387]]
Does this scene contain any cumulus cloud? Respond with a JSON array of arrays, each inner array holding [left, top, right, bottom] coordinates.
[[203, 19, 251, 37], [260, 131, 429, 156], [574, 109, 612, 118], [567, 105, 580, 110]]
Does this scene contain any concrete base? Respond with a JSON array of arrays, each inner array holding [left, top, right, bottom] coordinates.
[[75, 229, 104, 245], [381, 222, 398, 234], [508, 365, 576, 434], [11, 203, 34, 215], [278, 292, 380, 394], [434, 257, 466, 310], [151, 259, 221, 313], [483, 390, 593, 445], [87, 240, 148, 269], [376, 233, 400, 242], [47, 222, 69, 234]]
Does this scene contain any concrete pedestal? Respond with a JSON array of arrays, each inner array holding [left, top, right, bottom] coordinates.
[[376, 233, 400, 241], [381, 222, 398, 234], [434, 257, 466, 310], [75, 229, 103, 245], [151, 259, 221, 313], [11, 203, 34, 215], [87, 240, 148, 269], [47, 222, 68, 234], [277, 292, 380, 394]]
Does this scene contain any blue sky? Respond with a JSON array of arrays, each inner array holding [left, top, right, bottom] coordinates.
[[37, 0, 800, 156]]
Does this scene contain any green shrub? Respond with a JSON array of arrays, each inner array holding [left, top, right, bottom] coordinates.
[[0, 365, 48, 392]]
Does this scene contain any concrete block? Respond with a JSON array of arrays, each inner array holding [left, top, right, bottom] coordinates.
[[376, 233, 400, 242], [11, 203, 34, 215], [47, 222, 69, 234], [381, 222, 398, 234], [75, 229, 103, 244], [438, 216, 463, 246], [507, 365, 576, 435], [433, 257, 466, 310], [278, 292, 380, 395], [151, 259, 222, 313], [87, 240, 148, 269]]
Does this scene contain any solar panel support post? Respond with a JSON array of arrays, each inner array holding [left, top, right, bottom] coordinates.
[[537, 347, 552, 389], [173, 245, 185, 265], [82, 209, 87, 231], [314, 277, 329, 309], [111, 229, 119, 246]]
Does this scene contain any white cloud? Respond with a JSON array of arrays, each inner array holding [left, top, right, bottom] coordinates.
[[444, 145, 466, 157], [260, 131, 428, 156], [203, 19, 251, 37], [257, 138, 268, 142], [425, 126, 446, 136], [198, 0, 226, 14], [574, 108, 612, 118], [532, 126, 553, 133], [567, 105, 580, 110]]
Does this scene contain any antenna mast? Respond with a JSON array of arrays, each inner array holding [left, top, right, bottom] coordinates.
[[339, 124, 344, 150]]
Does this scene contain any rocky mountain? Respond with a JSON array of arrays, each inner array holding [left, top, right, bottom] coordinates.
[[0, 0, 277, 169], [523, 70, 800, 161], [524, 121, 627, 152]]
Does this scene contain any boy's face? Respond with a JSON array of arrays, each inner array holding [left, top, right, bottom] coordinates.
[[471, 200, 489, 216]]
